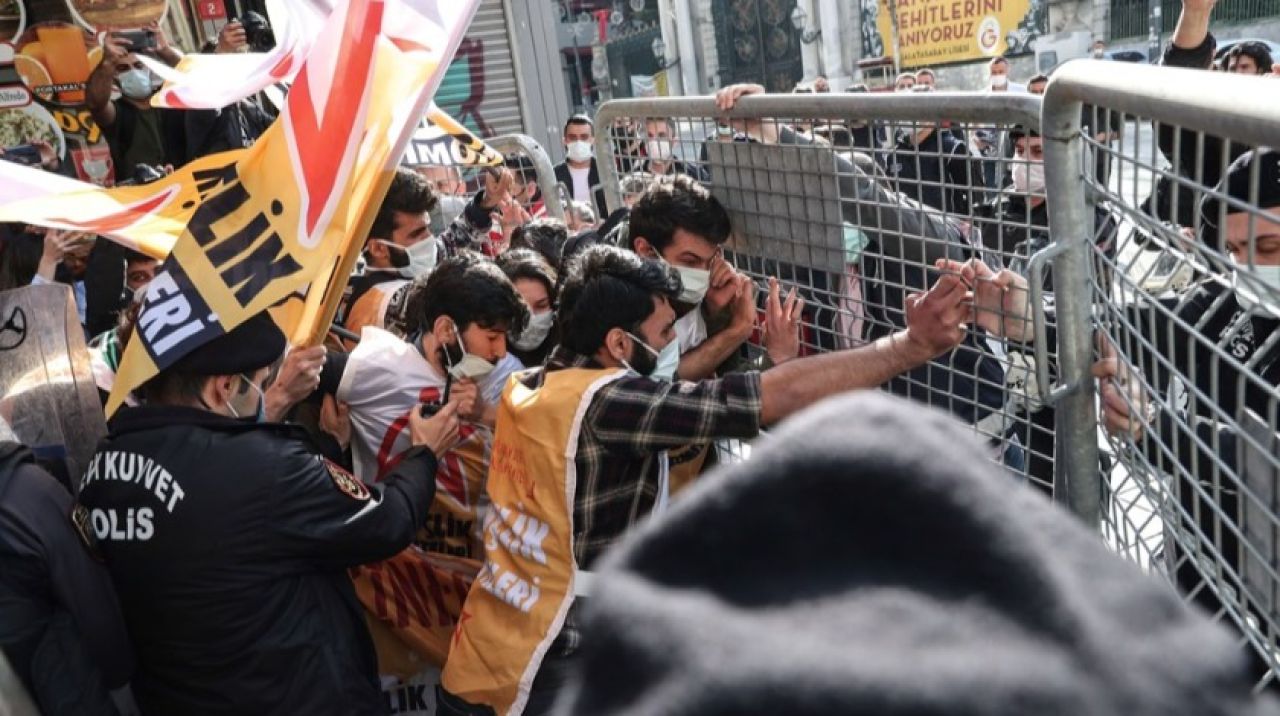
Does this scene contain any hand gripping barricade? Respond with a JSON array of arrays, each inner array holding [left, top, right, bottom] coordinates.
[[592, 92, 1053, 487], [404, 132, 566, 238], [1042, 62, 1280, 689], [590, 73, 1280, 688]]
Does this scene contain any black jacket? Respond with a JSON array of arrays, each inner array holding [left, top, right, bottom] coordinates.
[[882, 127, 981, 217], [0, 442, 133, 716], [79, 406, 438, 715], [1150, 33, 1250, 228], [554, 159, 609, 219]]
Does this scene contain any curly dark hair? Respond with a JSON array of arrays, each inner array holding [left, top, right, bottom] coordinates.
[[557, 244, 681, 357], [510, 218, 569, 268], [627, 174, 731, 255], [369, 167, 439, 241], [403, 252, 528, 337]]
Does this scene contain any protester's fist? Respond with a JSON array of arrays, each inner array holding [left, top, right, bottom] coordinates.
[[703, 254, 738, 315], [264, 345, 325, 421], [1092, 334, 1150, 440], [902, 273, 970, 361], [1180, 0, 1218, 14], [762, 276, 803, 364], [480, 168, 514, 210], [936, 258, 1032, 341], [410, 401, 460, 458], [217, 21, 248, 54], [449, 378, 484, 423]]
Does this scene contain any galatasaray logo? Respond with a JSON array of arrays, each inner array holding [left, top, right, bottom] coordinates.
[[977, 16, 1001, 55]]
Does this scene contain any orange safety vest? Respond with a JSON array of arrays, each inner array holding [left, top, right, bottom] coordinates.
[[441, 367, 628, 715]]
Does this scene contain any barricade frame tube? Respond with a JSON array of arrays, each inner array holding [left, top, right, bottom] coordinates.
[[591, 93, 1041, 215], [1041, 75, 1102, 525], [488, 134, 567, 222]]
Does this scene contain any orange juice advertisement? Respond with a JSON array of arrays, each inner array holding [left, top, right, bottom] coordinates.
[[13, 21, 96, 105], [0, 42, 68, 171]]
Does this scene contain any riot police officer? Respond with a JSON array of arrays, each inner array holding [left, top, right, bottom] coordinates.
[[79, 312, 460, 715]]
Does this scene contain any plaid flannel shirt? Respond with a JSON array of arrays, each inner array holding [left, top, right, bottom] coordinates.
[[534, 346, 763, 655]]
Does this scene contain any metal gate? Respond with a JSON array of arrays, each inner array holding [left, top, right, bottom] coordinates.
[[713, 0, 805, 92]]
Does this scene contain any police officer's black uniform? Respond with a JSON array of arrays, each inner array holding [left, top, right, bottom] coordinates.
[[0, 439, 134, 715], [78, 313, 439, 715]]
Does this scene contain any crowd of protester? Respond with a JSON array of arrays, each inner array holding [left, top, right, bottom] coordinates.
[[1, 1, 1279, 713]]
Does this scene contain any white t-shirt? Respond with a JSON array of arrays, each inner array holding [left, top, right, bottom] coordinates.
[[675, 308, 709, 354], [569, 164, 592, 204], [336, 326, 524, 482]]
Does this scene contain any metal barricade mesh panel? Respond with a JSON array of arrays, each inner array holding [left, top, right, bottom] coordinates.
[[598, 99, 1051, 491], [597, 87, 1280, 690], [1081, 104, 1280, 689]]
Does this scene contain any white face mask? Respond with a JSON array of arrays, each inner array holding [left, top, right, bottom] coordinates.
[[1092, 49, 1105, 58], [119, 69, 155, 100], [399, 238, 438, 279], [624, 332, 680, 382], [445, 319, 496, 380], [674, 265, 711, 304], [1011, 161, 1047, 195], [990, 74, 1008, 89], [566, 140, 594, 163], [645, 138, 674, 163], [512, 310, 554, 351], [1230, 259, 1280, 316]]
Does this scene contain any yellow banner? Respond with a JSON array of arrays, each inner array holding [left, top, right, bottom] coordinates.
[[96, 0, 482, 414], [872, 0, 1044, 68]]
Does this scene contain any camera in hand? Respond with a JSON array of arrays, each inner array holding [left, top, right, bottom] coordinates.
[[0, 144, 44, 167], [116, 164, 165, 186], [118, 30, 157, 52], [240, 11, 276, 52]]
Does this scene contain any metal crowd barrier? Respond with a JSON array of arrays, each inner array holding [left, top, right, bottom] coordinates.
[[407, 133, 566, 242], [486, 134, 567, 223], [593, 72, 1280, 686], [593, 92, 1048, 486], [1044, 61, 1280, 689]]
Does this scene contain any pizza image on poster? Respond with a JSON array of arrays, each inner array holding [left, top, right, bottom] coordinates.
[[65, 0, 166, 31]]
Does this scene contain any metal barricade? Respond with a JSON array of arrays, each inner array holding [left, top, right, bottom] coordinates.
[[1042, 61, 1280, 688], [592, 93, 1054, 488], [487, 134, 567, 224], [407, 133, 566, 239], [592, 78, 1280, 685]]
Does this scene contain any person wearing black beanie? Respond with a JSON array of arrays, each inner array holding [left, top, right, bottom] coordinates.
[[559, 392, 1280, 716]]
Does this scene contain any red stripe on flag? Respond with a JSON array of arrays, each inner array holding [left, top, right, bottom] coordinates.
[[286, 0, 384, 238], [50, 186, 179, 233]]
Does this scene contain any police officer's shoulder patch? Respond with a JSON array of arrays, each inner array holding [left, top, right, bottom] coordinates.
[[70, 503, 103, 560], [324, 459, 370, 501]]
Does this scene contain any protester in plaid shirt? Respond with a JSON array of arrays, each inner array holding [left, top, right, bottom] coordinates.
[[440, 244, 973, 715]]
